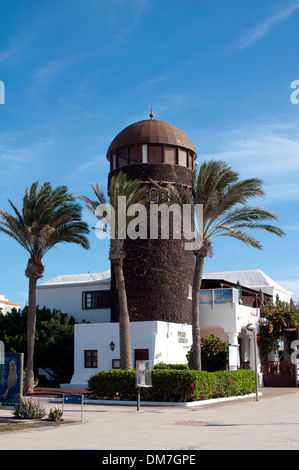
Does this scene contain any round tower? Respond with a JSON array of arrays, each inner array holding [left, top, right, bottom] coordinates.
[[107, 114, 196, 325]]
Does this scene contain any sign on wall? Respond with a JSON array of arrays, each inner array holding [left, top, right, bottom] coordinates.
[[0, 353, 24, 408]]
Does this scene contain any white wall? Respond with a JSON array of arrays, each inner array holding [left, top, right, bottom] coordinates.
[[36, 281, 111, 323], [199, 291, 259, 336], [154, 322, 192, 365], [68, 321, 192, 389]]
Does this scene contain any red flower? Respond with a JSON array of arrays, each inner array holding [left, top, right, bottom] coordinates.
[[208, 388, 212, 392], [191, 383, 194, 387], [231, 380, 234, 384], [191, 393, 194, 397]]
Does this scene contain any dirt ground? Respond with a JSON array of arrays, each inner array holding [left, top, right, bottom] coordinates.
[[25, 387, 90, 398]]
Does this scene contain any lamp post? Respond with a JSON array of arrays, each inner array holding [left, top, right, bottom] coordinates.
[[246, 323, 259, 401]]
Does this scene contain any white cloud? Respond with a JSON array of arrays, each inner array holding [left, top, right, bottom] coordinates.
[[236, 2, 299, 49], [35, 57, 79, 81], [277, 279, 299, 300], [0, 138, 53, 188], [283, 224, 299, 231], [0, 46, 17, 64], [66, 153, 107, 181], [196, 119, 299, 201]]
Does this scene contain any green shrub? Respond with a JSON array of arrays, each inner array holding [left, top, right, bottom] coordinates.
[[12, 397, 46, 419], [48, 407, 63, 421], [186, 335, 229, 371], [153, 363, 189, 370], [88, 369, 136, 400], [87, 369, 256, 402]]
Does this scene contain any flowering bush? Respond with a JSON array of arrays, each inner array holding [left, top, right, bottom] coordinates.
[[87, 369, 255, 402], [258, 299, 299, 360], [186, 334, 228, 371]]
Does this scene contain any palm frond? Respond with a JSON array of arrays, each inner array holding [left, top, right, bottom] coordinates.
[[192, 160, 285, 254], [216, 227, 263, 249], [0, 181, 90, 264]]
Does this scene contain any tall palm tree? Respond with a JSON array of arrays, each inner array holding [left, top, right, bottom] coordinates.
[[78, 173, 158, 370], [191, 160, 285, 370], [0, 182, 90, 393]]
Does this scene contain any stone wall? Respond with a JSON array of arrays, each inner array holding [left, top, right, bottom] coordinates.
[[109, 163, 194, 325]]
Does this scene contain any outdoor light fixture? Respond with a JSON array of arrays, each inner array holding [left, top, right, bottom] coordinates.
[[246, 323, 259, 401], [110, 341, 115, 351]]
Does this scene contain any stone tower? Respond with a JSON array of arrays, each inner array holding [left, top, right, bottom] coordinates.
[[106, 115, 197, 325]]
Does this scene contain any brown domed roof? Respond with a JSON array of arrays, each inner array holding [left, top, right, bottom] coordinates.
[[107, 119, 197, 156]]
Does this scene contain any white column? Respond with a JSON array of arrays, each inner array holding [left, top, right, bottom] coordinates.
[[142, 144, 148, 163], [248, 334, 256, 370], [227, 332, 239, 370]]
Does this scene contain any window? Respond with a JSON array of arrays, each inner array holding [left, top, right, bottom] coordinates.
[[164, 146, 176, 164], [84, 350, 98, 368], [82, 290, 111, 309], [178, 149, 187, 167], [148, 145, 162, 163], [111, 153, 117, 170], [118, 148, 128, 167], [188, 152, 193, 170], [112, 359, 121, 369], [129, 146, 142, 164]]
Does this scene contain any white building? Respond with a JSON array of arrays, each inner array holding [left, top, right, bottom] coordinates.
[[36, 269, 293, 389], [36, 271, 111, 323], [0, 295, 21, 315]]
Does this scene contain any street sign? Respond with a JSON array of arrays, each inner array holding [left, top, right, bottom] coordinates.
[[62, 394, 84, 421], [63, 394, 83, 404], [136, 360, 152, 411]]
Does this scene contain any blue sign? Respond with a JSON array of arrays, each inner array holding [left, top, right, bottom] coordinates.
[[63, 394, 83, 404]]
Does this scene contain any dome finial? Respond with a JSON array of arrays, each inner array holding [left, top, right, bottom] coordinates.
[[149, 104, 154, 120]]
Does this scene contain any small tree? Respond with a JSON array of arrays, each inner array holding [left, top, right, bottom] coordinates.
[[190, 160, 285, 370], [258, 299, 299, 362], [0, 182, 89, 393], [187, 335, 228, 371]]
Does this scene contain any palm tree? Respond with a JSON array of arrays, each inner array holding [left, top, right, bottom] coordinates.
[[191, 160, 285, 370], [0, 182, 90, 393], [78, 173, 157, 369]]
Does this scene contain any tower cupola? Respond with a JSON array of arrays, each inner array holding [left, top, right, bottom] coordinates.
[[107, 118, 196, 172]]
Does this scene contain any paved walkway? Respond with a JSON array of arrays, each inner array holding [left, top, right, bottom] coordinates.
[[1, 387, 299, 450]]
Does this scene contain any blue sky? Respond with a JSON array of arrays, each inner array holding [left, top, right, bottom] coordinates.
[[1, 0, 299, 308]]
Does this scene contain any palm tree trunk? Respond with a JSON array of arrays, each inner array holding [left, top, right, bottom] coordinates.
[[113, 258, 133, 370], [191, 253, 205, 370], [24, 276, 37, 394]]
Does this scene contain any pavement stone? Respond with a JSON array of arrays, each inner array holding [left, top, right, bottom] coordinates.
[[0, 387, 299, 451]]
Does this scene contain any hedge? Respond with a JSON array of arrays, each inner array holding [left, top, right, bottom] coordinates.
[[87, 369, 256, 402]]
